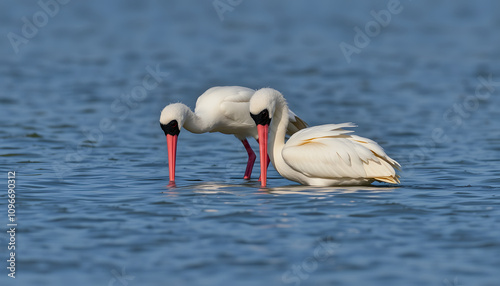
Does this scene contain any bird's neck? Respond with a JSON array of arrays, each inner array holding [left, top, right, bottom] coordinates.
[[268, 98, 289, 171], [183, 110, 212, 134]]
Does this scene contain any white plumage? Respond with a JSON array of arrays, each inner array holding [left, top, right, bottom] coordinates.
[[159, 86, 307, 182], [249, 88, 400, 187]]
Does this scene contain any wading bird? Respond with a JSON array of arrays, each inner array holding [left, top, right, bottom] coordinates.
[[159, 86, 307, 183], [249, 88, 400, 187]]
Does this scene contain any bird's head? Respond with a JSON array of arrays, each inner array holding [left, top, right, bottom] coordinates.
[[159, 103, 191, 183], [249, 88, 283, 125], [159, 103, 191, 136], [249, 88, 284, 188]]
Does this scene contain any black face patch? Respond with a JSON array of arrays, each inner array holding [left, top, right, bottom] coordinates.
[[250, 109, 271, 126], [160, 120, 181, 136]]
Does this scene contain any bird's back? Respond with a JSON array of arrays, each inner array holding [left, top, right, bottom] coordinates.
[[194, 86, 254, 113], [194, 86, 257, 138], [282, 123, 400, 185]]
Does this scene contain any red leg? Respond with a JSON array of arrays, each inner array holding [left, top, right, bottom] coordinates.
[[241, 139, 256, 180], [256, 138, 271, 181]]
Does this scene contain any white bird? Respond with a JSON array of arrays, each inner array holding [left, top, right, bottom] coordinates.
[[159, 86, 307, 183], [249, 88, 401, 187]]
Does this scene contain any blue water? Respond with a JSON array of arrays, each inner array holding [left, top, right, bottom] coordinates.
[[1, 1, 500, 285]]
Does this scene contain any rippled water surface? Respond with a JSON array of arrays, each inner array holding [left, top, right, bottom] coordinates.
[[1, 1, 500, 285]]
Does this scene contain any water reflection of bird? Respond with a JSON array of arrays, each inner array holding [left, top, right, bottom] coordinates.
[[159, 86, 307, 183], [249, 88, 401, 188]]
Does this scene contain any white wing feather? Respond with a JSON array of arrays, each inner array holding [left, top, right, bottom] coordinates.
[[219, 87, 256, 127], [282, 123, 400, 183]]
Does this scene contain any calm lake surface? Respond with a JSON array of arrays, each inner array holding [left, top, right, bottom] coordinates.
[[1, 1, 499, 285]]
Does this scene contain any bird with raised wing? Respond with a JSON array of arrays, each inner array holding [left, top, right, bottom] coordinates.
[[159, 86, 308, 183], [249, 88, 400, 187]]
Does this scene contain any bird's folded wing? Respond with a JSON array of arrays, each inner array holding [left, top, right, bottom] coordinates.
[[220, 86, 254, 103], [282, 124, 400, 181], [219, 88, 256, 127], [286, 123, 356, 145]]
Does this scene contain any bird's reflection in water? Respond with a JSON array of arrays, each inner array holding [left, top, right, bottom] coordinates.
[[162, 180, 398, 196], [162, 181, 249, 196], [264, 184, 399, 195]]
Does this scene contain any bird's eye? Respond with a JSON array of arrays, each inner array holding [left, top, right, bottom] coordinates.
[[260, 109, 269, 118], [250, 109, 271, 125], [160, 120, 181, 136]]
